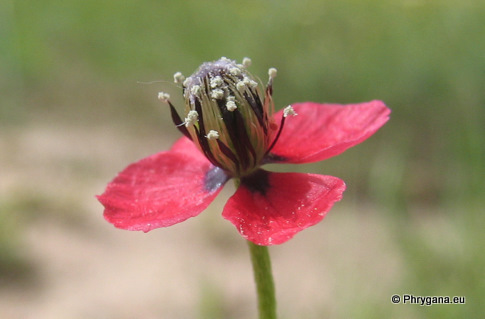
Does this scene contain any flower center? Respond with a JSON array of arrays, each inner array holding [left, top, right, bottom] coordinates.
[[160, 57, 296, 178]]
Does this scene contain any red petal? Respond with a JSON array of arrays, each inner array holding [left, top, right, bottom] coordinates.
[[97, 138, 228, 232], [170, 136, 201, 156], [222, 171, 346, 245], [268, 100, 390, 163]]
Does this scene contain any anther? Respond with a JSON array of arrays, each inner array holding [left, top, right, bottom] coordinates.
[[210, 76, 223, 88], [158, 92, 170, 103], [173, 72, 185, 84], [184, 110, 199, 127], [226, 100, 237, 111], [211, 88, 224, 100], [283, 105, 297, 117], [236, 81, 246, 92], [249, 80, 258, 88], [183, 77, 193, 87], [190, 85, 201, 96], [206, 130, 220, 140], [268, 68, 277, 79], [229, 67, 241, 76], [267, 67, 277, 90], [242, 57, 252, 68]]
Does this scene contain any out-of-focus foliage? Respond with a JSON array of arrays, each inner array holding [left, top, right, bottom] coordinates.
[[1, 1, 483, 318]]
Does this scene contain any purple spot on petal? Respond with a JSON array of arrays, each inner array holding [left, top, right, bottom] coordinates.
[[204, 166, 229, 193]]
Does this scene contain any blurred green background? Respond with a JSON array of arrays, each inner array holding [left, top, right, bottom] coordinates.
[[1, 0, 484, 318]]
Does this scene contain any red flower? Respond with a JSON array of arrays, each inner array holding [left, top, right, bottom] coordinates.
[[97, 57, 390, 245]]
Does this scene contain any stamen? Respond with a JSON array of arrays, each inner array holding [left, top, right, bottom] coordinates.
[[268, 68, 277, 79], [206, 130, 220, 140], [237, 77, 258, 92], [265, 106, 296, 155], [210, 76, 223, 88], [211, 88, 224, 100], [158, 92, 170, 103], [229, 67, 241, 76], [164, 96, 192, 140], [173, 72, 185, 84], [226, 100, 237, 111], [184, 110, 199, 127], [190, 85, 201, 96], [283, 105, 297, 117], [248, 79, 258, 88], [267, 67, 277, 91], [216, 139, 239, 167], [183, 77, 193, 87], [242, 57, 252, 68], [244, 76, 257, 87], [236, 81, 246, 92]]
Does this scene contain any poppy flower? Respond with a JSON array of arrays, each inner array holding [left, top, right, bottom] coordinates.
[[97, 57, 390, 246]]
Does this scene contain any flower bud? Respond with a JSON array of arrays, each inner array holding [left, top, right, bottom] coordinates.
[[181, 57, 277, 177]]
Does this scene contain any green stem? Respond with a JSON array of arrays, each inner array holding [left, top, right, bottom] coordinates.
[[247, 241, 277, 319]]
